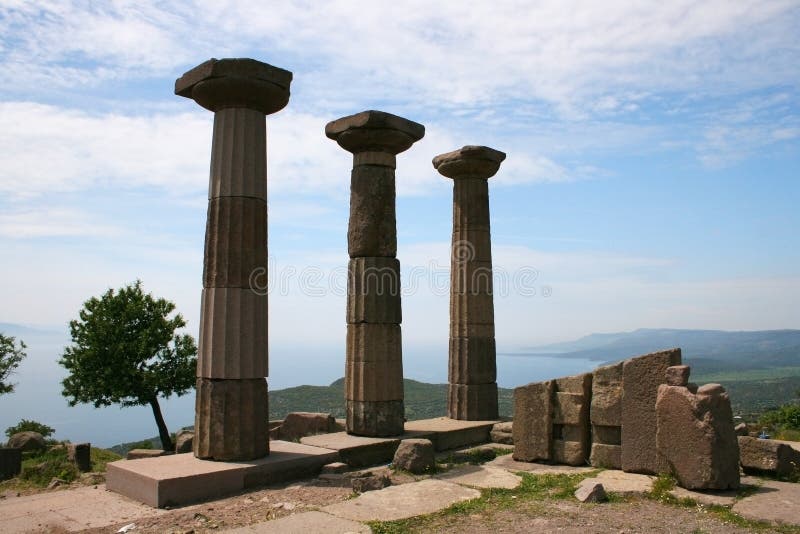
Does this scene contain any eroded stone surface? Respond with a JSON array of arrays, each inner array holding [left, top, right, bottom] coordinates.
[[739, 436, 800, 477], [512, 380, 554, 462], [621, 348, 682, 474], [656, 383, 740, 490]]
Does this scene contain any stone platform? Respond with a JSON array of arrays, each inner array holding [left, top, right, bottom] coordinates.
[[106, 440, 338, 508], [300, 418, 499, 467], [404, 417, 498, 451]]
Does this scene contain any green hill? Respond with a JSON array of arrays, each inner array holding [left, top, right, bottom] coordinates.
[[270, 378, 514, 421]]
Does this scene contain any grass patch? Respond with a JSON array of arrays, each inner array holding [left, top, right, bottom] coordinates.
[[368, 470, 596, 533]]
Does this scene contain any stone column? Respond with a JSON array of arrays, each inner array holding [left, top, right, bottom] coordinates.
[[175, 58, 292, 460], [433, 146, 505, 420], [326, 110, 425, 437]]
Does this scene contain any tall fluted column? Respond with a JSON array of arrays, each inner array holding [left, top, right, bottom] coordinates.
[[326, 110, 425, 436], [433, 146, 506, 420], [175, 58, 292, 460]]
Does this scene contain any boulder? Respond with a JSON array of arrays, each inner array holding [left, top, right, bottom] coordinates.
[[575, 481, 608, 503], [277, 412, 336, 441], [0, 447, 22, 480], [352, 474, 391, 493], [67, 443, 91, 472], [175, 430, 194, 454], [655, 382, 740, 490], [490, 422, 513, 444], [735, 423, 748, 436], [393, 439, 435, 474], [7, 431, 46, 452], [738, 436, 800, 477]]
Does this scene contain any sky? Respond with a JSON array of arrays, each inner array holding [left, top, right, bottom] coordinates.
[[1, 1, 799, 391]]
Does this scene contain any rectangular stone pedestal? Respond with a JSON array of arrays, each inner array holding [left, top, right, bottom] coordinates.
[[106, 440, 337, 508], [404, 417, 498, 451], [300, 431, 435, 467]]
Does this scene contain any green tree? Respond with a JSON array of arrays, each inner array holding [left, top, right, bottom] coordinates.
[[59, 281, 197, 451], [5, 419, 55, 439], [0, 333, 26, 395]]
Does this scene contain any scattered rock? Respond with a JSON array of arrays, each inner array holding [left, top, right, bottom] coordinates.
[[321, 461, 349, 474], [735, 423, 748, 436], [47, 478, 66, 489], [392, 439, 435, 474], [175, 430, 194, 454], [739, 436, 800, 477], [352, 474, 391, 493], [6, 431, 46, 452], [575, 481, 608, 503], [276, 412, 337, 441], [490, 422, 513, 444]]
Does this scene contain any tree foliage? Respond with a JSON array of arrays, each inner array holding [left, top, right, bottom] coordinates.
[[759, 404, 800, 432], [0, 333, 26, 395], [59, 280, 197, 450], [5, 419, 55, 439]]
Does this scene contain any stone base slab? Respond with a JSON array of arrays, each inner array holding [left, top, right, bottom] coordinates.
[[404, 417, 498, 451], [300, 431, 434, 468], [106, 440, 338, 508]]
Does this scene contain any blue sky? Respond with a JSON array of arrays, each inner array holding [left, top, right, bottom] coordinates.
[[1, 0, 799, 358]]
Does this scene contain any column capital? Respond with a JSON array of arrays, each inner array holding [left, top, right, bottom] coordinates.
[[433, 145, 506, 180], [326, 110, 425, 156], [176, 58, 292, 115]]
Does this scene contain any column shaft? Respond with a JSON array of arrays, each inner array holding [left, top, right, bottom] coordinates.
[[326, 110, 425, 437], [176, 58, 292, 461]]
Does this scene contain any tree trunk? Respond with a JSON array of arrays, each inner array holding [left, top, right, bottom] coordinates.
[[149, 397, 173, 451]]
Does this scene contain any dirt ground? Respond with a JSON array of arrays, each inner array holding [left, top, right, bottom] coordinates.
[[63, 466, 788, 534]]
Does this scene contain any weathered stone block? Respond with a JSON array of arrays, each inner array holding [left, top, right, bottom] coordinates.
[[591, 361, 622, 427], [555, 373, 592, 395], [277, 412, 337, 441], [346, 399, 404, 437], [203, 197, 267, 288], [739, 436, 800, 477], [434, 145, 506, 181], [194, 378, 269, 460], [656, 383, 740, 489], [512, 380, 554, 462], [346, 257, 401, 324], [345, 360, 404, 401], [346, 324, 402, 363], [592, 425, 622, 445], [197, 288, 268, 379], [621, 348, 682, 474], [553, 393, 585, 425], [450, 320, 495, 339], [447, 383, 499, 421], [448, 337, 497, 384], [590, 443, 622, 469], [347, 166, 397, 258], [490, 422, 513, 445], [0, 447, 21, 480], [552, 439, 586, 466], [67, 443, 91, 472], [449, 277, 494, 325], [207, 107, 267, 200], [665, 365, 690, 387], [393, 438, 435, 474]]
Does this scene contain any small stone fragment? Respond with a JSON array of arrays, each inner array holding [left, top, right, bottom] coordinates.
[[352, 474, 391, 493], [575, 481, 608, 503], [392, 439, 435, 474]]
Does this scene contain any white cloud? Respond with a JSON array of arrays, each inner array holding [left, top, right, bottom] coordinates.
[[1, 1, 797, 112]]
